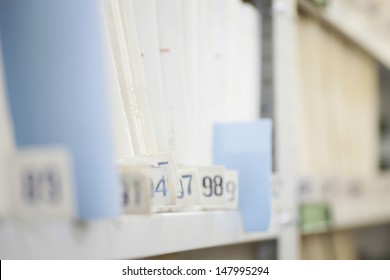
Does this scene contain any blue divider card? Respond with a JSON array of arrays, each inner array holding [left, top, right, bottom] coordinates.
[[0, 0, 120, 219], [213, 120, 272, 231]]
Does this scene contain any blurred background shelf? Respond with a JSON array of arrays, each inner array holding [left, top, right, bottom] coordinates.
[[331, 195, 390, 231], [300, 194, 390, 259], [301, 194, 390, 235], [298, 0, 390, 69], [0, 210, 278, 260]]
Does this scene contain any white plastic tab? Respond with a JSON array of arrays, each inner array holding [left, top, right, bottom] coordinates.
[[117, 151, 180, 211], [224, 169, 239, 210], [175, 167, 202, 208], [196, 165, 227, 209], [8, 148, 75, 219], [117, 164, 151, 214]]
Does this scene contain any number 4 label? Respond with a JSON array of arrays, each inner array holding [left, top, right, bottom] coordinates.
[[8, 148, 76, 219], [117, 151, 180, 209]]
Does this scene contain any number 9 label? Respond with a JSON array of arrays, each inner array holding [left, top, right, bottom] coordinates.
[[224, 169, 239, 210]]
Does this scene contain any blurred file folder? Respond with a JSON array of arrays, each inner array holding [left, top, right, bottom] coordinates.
[[0, 42, 14, 216], [0, 0, 120, 220], [213, 120, 272, 231]]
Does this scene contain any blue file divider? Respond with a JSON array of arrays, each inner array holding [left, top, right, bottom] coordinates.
[[0, 0, 120, 219], [213, 120, 272, 231]]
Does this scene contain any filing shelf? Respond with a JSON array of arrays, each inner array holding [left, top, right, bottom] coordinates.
[[301, 194, 390, 235], [298, 0, 390, 69], [331, 195, 390, 231], [0, 210, 278, 259]]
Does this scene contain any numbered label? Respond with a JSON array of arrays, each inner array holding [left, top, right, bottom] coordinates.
[[298, 176, 328, 202], [177, 174, 192, 199], [9, 148, 75, 219], [118, 165, 151, 214], [117, 151, 181, 210], [175, 168, 201, 207], [224, 169, 239, 209], [346, 179, 363, 198], [21, 166, 62, 204], [196, 166, 226, 209], [148, 165, 172, 207], [321, 177, 340, 199]]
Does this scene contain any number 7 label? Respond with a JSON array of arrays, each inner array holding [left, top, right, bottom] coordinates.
[[175, 168, 201, 208]]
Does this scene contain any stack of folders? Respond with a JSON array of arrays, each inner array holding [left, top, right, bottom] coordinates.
[[103, 0, 261, 163], [297, 11, 378, 202], [101, 0, 263, 215], [0, 0, 265, 221]]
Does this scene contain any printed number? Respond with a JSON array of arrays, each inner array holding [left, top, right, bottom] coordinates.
[[152, 161, 168, 197], [123, 183, 129, 205], [177, 174, 192, 199], [23, 171, 40, 203], [154, 176, 168, 196], [46, 169, 61, 201], [150, 175, 168, 198], [214, 175, 223, 195], [226, 180, 236, 202], [22, 167, 61, 204], [202, 175, 223, 197], [150, 179, 155, 198], [216, 267, 269, 276], [260, 267, 269, 275], [219, 268, 227, 275], [122, 177, 141, 206]]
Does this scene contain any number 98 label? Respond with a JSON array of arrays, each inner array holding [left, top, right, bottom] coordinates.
[[196, 166, 238, 210], [196, 167, 239, 210]]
